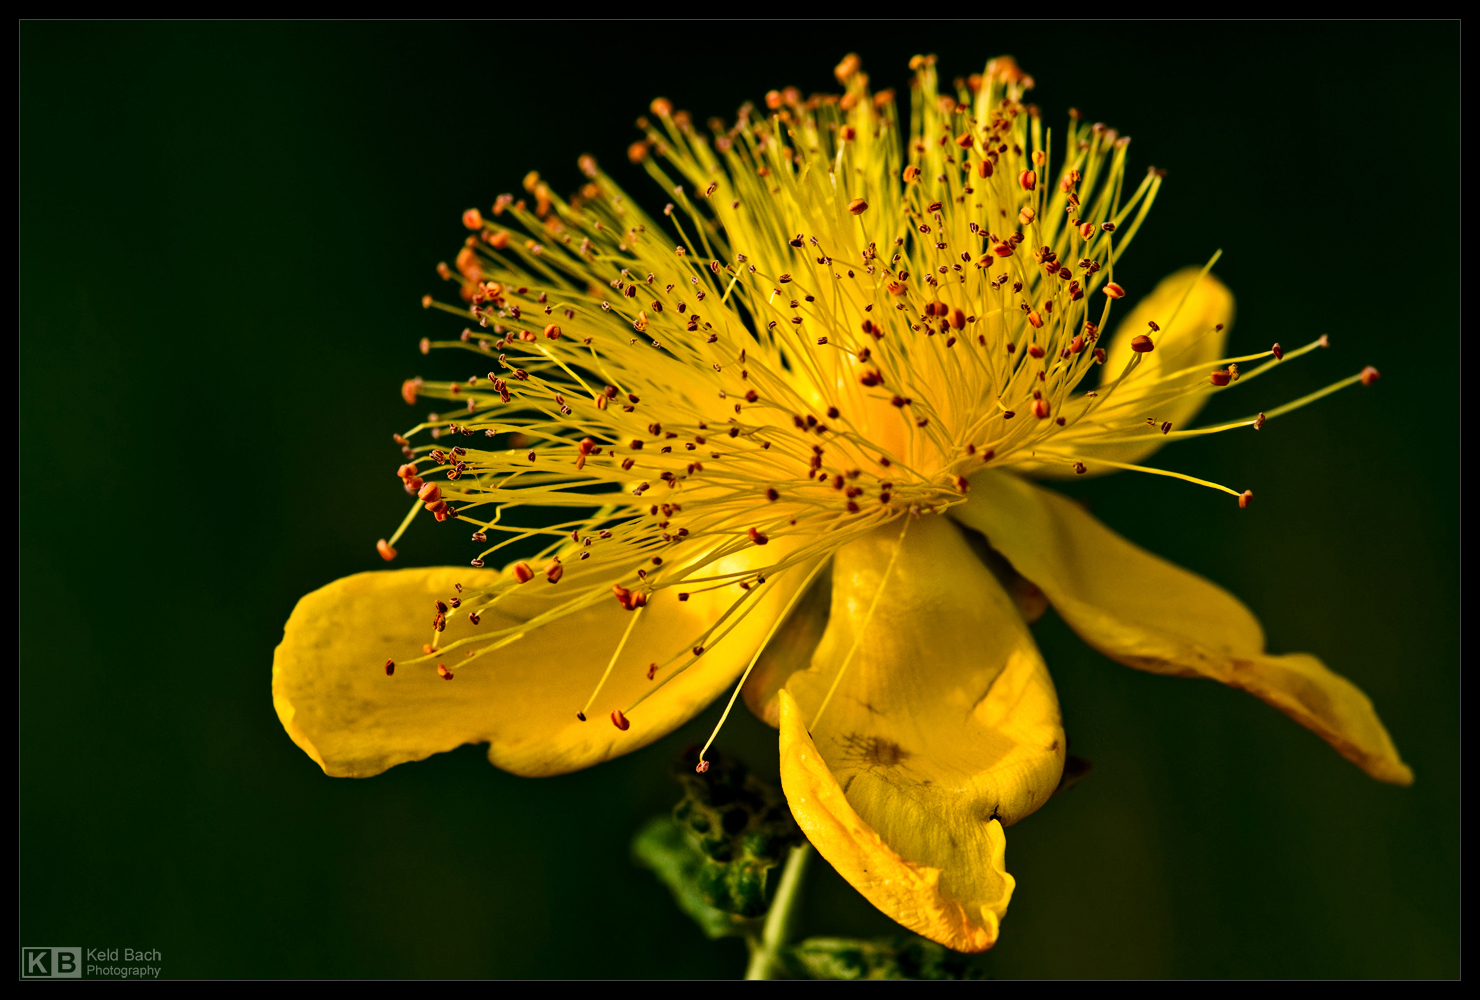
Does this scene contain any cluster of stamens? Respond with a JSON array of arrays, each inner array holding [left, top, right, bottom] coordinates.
[[374, 54, 1379, 738]]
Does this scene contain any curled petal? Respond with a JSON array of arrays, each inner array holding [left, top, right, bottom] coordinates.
[[954, 470, 1413, 785], [777, 514, 1064, 951], [780, 690, 1014, 953]]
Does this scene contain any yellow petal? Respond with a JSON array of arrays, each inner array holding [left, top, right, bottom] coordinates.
[[1028, 266, 1235, 478], [272, 546, 812, 779], [953, 470, 1414, 785], [777, 513, 1064, 952]]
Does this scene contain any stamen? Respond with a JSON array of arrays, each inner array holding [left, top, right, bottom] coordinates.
[[694, 557, 831, 770], [578, 602, 647, 721]]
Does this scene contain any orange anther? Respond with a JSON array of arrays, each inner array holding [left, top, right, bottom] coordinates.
[[848, 198, 868, 215], [418, 483, 442, 503], [1019, 206, 1036, 226], [627, 140, 649, 164], [1361, 365, 1381, 386], [1019, 169, 1036, 191], [1027, 310, 1043, 329], [396, 464, 417, 480], [650, 97, 673, 117], [1031, 397, 1052, 419], [903, 165, 921, 183], [834, 52, 861, 82], [1079, 221, 1097, 240], [1210, 369, 1232, 386], [840, 125, 856, 141], [611, 709, 631, 731], [950, 308, 966, 330], [748, 527, 769, 545], [956, 132, 974, 149], [455, 246, 478, 279], [976, 159, 993, 178], [611, 584, 647, 610], [765, 89, 783, 109], [1104, 282, 1126, 299], [1130, 334, 1155, 353], [992, 243, 1014, 257], [420, 295, 432, 309], [437, 664, 454, 680], [544, 323, 562, 339], [419, 337, 430, 354], [462, 208, 483, 230], [546, 562, 564, 584], [1238, 490, 1254, 509], [513, 562, 534, 583], [376, 539, 398, 561]]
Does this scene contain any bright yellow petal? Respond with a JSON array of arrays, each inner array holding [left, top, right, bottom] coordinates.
[[272, 545, 812, 779], [1027, 266, 1235, 478], [777, 513, 1064, 952], [953, 470, 1414, 785]]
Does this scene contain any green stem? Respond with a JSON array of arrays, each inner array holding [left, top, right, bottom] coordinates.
[[745, 843, 813, 981]]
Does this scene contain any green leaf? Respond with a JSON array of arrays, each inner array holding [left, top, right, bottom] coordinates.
[[780, 936, 984, 981]]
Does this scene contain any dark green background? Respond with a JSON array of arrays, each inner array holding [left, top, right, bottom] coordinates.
[[20, 22, 1459, 979]]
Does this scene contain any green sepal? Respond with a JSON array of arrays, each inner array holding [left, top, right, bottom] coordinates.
[[630, 815, 758, 940], [668, 748, 803, 917], [780, 936, 984, 980]]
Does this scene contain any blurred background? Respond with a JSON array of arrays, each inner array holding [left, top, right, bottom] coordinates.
[[20, 21, 1458, 978]]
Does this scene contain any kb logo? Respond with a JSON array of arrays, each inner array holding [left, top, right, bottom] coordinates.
[[21, 947, 81, 978]]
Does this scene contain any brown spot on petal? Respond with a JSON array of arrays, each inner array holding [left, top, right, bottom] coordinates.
[[841, 733, 912, 768]]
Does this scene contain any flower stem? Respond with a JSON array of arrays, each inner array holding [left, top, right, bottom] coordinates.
[[745, 843, 813, 981]]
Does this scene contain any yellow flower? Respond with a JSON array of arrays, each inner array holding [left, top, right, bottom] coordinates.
[[273, 54, 1410, 953]]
